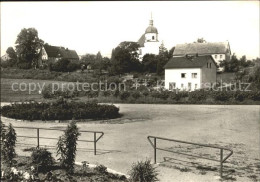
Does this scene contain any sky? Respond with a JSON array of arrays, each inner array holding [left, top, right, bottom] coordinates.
[[1, 1, 259, 59]]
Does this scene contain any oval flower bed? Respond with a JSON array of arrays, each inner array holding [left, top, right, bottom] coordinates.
[[1, 99, 120, 121]]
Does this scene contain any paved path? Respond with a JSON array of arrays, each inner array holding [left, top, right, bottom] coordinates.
[[1, 103, 260, 181]]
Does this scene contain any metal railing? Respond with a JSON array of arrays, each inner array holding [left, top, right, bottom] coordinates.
[[147, 136, 233, 178], [14, 126, 104, 155]]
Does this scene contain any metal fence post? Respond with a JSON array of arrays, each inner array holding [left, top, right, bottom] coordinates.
[[37, 128, 40, 148], [154, 137, 157, 164], [94, 132, 96, 155], [220, 148, 223, 178]]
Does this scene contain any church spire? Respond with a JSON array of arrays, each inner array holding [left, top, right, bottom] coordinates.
[[149, 12, 153, 26]]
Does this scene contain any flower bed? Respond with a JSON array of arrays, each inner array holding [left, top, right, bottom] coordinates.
[[1, 99, 120, 121], [0, 156, 127, 182]]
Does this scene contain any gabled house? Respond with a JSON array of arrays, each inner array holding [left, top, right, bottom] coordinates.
[[173, 41, 231, 71], [38, 44, 79, 66], [164, 55, 217, 91]]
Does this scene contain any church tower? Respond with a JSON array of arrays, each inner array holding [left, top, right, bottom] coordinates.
[[137, 13, 161, 61], [145, 13, 159, 42]]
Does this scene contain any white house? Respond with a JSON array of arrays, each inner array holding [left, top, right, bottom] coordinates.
[[173, 41, 231, 71], [137, 16, 161, 61], [164, 55, 217, 91]]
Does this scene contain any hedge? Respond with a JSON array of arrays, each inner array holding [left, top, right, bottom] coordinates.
[[1, 99, 120, 121]]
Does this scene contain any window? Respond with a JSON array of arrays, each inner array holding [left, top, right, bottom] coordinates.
[[215, 55, 218, 59], [169, 82, 176, 90], [192, 73, 197, 78], [152, 36, 155, 40], [181, 73, 186, 78], [210, 63, 212, 68], [181, 83, 184, 88], [139, 49, 142, 55], [207, 63, 209, 68], [188, 83, 191, 91], [195, 84, 198, 89], [220, 55, 223, 59]]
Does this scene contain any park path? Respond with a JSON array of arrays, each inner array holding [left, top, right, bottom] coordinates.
[[1, 103, 260, 181]]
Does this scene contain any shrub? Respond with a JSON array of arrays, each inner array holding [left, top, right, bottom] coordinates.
[[212, 91, 231, 101], [49, 59, 70, 72], [233, 91, 247, 102], [94, 164, 108, 174], [129, 159, 158, 182], [158, 90, 170, 100], [120, 91, 130, 100], [2, 123, 17, 166], [132, 91, 141, 100], [1, 99, 120, 120], [57, 121, 81, 174], [31, 148, 54, 172], [188, 90, 207, 101], [66, 62, 80, 72], [248, 90, 260, 101], [142, 91, 149, 98], [42, 84, 53, 98], [17, 62, 31, 69]]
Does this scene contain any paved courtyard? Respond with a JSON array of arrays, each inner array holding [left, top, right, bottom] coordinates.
[[1, 103, 260, 181]]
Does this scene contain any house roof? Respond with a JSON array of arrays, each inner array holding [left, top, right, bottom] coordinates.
[[173, 42, 230, 56], [164, 55, 216, 69], [43, 45, 60, 58], [59, 48, 79, 59], [137, 34, 145, 47], [43, 45, 79, 59]]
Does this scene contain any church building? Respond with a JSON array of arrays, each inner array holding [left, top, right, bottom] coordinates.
[[137, 15, 161, 61]]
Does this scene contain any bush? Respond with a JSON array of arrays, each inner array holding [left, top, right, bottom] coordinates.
[[49, 59, 78, 72], [2, 123, 17, 166], [188, 90, 207, 101], [132, 91, 141, 100], [1, 99, 120, 120], [248, 90, 260, 101], [120, 91, 130, 100], [17, 62, 31, 69], [67, 62, 80, 72], [31, 148, 54, 172], [212, 91, 232, 101], [233, 91, 247, 102], [57, 121, 81, 174], [94, 164, 108, 174], [129, 159, 158, 182]]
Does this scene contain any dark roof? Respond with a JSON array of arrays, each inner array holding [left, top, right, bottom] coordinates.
[[43, 45, 79, 60], [164, 55, 216, 69], [137, 34, 145, 47], [145, 26, 158, 34], [44, 45, 60, 57], [59, 48, 79, 59], [173, 42, 230, 56]]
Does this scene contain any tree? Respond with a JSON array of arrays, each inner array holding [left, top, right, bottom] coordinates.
[[157, 44, 170, 75], [195, 38, 207, 43], [96, 51, 102, 62], [2, 123, 17, 166], [142, 54, 158, 73], [6, 47, 17, 67], [111, 41, 141, 74], [57, 121, 80, 174], [219, 53, 239, 72], [15, 28, 44, 69]]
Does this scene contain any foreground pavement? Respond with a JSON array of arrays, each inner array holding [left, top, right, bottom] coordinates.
[[1, 103, 260, 181]]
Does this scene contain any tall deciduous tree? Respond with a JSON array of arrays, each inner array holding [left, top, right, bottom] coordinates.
[[6, 47, 17, 67], [142, 54, 157, 73], [111, 41, 141, 74], [15, 28, 43, 69]]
